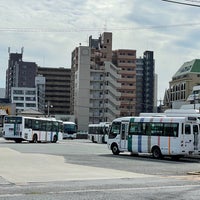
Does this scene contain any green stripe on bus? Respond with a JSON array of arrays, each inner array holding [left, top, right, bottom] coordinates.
[[128, 135, 132, 152], [128, 117, 134, 152]]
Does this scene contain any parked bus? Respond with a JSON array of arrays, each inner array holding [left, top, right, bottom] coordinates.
[[3, 116, 63, 143], [63, 121, 77, 139], [88, 122, 111, 143], [107, 116, 199, 159], [140, 109, 200, 155]]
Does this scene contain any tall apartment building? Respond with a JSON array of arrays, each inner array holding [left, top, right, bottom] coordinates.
[[112, 49, 137, 116], [6, 52, 37, 100], [71, 32, 156, 131], [71, 32, 121, 131], [37, 67, 71, 116], [136, 51, 155, 114]]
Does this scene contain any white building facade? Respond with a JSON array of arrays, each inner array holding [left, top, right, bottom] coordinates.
[[72, 46, 121, 131], [11, 87, 38, 114]]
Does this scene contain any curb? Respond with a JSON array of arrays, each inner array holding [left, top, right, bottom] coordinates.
[[187, 171, 200, 175]]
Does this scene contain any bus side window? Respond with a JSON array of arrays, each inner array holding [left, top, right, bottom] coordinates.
[[193, 125, 198, 135], [25, 119, 32, 129], [163, 123, 178, 137], [121, 124, 126, 140], [33, 120, 41, 130], [129, 122, 142, 135], [46, 121, 52, 131], [185, 124, 191, 135], [41, 120, 47, 131], [145, 123, 151, 136], [52, 121, 58, 132]]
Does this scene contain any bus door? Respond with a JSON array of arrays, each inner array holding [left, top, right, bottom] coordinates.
[[120, 122, 129, 150], [193, 124, 200, 154], [184, 124, 194, 154]]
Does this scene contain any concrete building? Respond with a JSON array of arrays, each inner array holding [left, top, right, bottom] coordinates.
[[6, 52, 37, 100], [71, 33, 121, 131], [164, 59, 200, 109], [112, 49, 137, 116], [35, 75, 46, 114], [0, 88, 5, 98], [37, 67, 71, 116], [90, 61, 121, 123], [11, 87, 37, 114], [135, 51, 155, 115], [71, 32, 156, 130]]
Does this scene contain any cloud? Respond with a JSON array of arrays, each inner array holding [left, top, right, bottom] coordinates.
[[1, 0, 200, 100]]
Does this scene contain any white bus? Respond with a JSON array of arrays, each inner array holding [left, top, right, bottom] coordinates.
[[88, 122, 111, 143], [63, 121, 77, 139], [3, 116, 63, 143], [107, 116, 199, 159], [140, 109, 200, 155]]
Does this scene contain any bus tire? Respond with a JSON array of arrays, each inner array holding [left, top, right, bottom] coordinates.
[[52, 135, 58, 143], [32, 134, 38, 143], [91, 136, 95, 143], [111, 144, 120, 155], [152, 146, 162, 159]]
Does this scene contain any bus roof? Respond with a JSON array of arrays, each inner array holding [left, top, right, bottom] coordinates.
[[63, 121, 76, 124], [112, 116, 198, 123]]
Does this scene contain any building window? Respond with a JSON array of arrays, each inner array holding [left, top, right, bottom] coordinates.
[[26, 103, 36, 107], [13, 96, 24, 101], [16, 103, 24, 107], [13, 90, 24, 95], [26, 97, 36, 101], [25, 90, 36, 95]]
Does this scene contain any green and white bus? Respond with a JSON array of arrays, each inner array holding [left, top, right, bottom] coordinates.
[[3, 116, 63, 143], [88, 122, 111, 143], [107, 116, 199, 159]]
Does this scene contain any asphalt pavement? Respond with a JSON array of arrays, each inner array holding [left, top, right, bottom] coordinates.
[[0, 146, 153, 185]]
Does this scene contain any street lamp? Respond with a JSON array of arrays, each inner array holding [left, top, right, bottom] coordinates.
[[45, 101, 53, 117]]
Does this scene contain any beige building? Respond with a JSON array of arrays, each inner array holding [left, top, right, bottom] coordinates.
[[112, 49, 137, 116], [71, 32, 155, 131], [71, 45, 121, 131], [71, 33, 121, 131], [164, 59, 200, 108]]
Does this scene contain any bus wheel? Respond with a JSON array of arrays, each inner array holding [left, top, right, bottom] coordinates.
[[91, 136, 95, 143], [111, 144, 120, 155], [152, 147, 162, 159], [32, 134, 38, 143], [52, 135, 58, 143]]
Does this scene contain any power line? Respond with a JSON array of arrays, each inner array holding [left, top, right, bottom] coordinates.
[[162, 0, 200, 7], [184, 0, 200, 3], [0, 22, 200, 33]]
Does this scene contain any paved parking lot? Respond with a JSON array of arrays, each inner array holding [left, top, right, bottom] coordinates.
[[0, 145, 152, 184]]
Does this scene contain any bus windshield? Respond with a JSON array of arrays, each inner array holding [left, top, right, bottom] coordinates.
[[63, 124, 77, 134], [109, 121, 121, 139]]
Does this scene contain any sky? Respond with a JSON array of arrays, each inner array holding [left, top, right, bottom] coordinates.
[[0, 0, 200, 101]]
